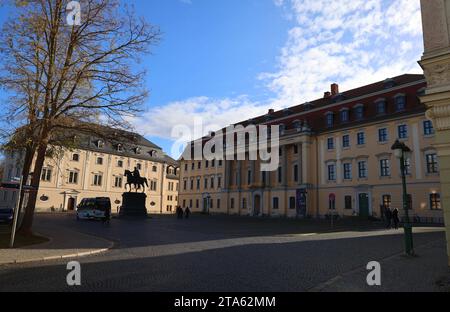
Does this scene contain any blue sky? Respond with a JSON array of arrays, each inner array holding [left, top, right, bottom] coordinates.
[[0, 0, 424, 159]]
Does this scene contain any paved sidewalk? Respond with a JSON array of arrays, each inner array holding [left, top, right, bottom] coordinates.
[[311, 237, 450, 292], [0, 221, 114, 265]]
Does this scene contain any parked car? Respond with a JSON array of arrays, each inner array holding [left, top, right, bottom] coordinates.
[[0, 208, 14, 224], [76, 197, 111, 221]]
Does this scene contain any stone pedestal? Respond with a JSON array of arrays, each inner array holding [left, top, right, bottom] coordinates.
[[419, 0, 450, 266], [120, 192, 148, 218]]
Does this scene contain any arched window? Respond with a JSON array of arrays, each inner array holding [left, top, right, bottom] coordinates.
[[72, 153, 79, 162], [152, 165, 157, 172]]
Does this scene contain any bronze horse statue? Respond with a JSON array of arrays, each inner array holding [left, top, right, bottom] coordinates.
[[124, 170, 148, 193]]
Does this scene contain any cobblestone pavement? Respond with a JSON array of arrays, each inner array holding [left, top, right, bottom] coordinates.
[[0, 213, 447, 292]]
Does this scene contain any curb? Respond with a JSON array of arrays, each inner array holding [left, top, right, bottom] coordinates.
[[0, 232, 115, 266]]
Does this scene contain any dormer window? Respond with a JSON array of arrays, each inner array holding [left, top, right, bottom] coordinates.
[[340, 108, 349, 123], [283, 108, 292, 116], [384, 78, 396, 89], [375, 99, 387, 115], [293, 120, 302, 131], [303, 102, 313, 111], [332, 94, 345, 103], [325, 112, 334, 128], [135, 147, 141, 154], [279, 124, 286, 135], [117, 144, 123, 152], [354, 104, 364, 120], [395, 94, 406, 112], [97, 140, 104, 148]]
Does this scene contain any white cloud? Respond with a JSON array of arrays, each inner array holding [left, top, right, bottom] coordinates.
[[132, 0, 425, 156], [260, 0, 424, 105], [130, 96, 275, 140]]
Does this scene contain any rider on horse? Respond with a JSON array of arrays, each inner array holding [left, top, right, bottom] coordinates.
[[133, 167, 141, 179]]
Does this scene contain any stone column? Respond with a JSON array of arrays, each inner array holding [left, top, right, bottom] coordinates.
[[419, 0, 450, 266], [282, 145, 288, 187], [302, 142, 309, 184], [297, 143, 303, 185]]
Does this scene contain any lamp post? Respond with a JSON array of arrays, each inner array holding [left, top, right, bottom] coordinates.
[[391, 139, 414, 256]]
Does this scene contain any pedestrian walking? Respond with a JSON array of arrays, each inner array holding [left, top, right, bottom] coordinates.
[[392, 208, 400, 229], [185, 206, 191, 219], [176, 206, 182, 219], [385, 207, 392, 229]]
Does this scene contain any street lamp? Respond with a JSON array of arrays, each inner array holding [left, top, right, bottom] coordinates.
[[391, 139, 414, 256]]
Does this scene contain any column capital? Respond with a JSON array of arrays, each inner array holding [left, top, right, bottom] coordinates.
[[425, 101, 450, 131]]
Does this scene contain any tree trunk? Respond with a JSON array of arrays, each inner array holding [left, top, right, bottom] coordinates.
[[19, 139, 48, 235], [17, 146, 35, 228]]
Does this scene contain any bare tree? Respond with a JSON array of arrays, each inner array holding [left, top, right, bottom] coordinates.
[[0, 0, 161, 234]]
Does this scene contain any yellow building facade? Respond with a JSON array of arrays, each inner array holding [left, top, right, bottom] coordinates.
[[1, 127, 179, 214], [179, 74, 443, 223]]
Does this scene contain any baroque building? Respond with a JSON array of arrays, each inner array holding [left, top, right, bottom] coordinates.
[[179, 74, 443, 223], [1, 126, 179, 214]]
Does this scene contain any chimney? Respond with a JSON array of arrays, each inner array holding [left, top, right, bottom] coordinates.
[[331, 83, 339, 96], [268, 109, 275, 114], [324, 91, 331, 98]]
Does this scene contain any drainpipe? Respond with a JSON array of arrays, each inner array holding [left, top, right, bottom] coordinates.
[[315, 136, 320, 218]]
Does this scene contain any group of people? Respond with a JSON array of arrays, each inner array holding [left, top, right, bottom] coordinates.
[[176, 206, 191, 219], [384, 206, 400, 229]]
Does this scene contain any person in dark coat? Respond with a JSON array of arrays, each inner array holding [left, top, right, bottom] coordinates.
[[392, 208, 400, 229], [176, 206, 183, 219], [385, 207, 392, 229], [184, 206, 191, 219]]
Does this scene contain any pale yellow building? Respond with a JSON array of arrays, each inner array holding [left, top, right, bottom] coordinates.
[[1, 126, 179, 214], [179, 74, 444, 223]]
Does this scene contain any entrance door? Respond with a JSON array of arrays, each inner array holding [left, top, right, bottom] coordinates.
[[254, 195, 261, 216], [67, 197, 76, 211], [358, 193, 369, 218], [203, 198, 208, 213]]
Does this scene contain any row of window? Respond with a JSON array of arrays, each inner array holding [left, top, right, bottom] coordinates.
[[184, 159, 223, 172], [41, 168, 171, 190], [325, 95, 408, 128], [327, 121, 434, 150], [328, 193, 441, 211], [167, 195, 178, 201], [326, 154, 438, 181], [182, 193, 441, 212], [183, 198, 222, 210], [94, 140, 158, 157], [71, 154, 160, 172], [184, 175, 223, 191]]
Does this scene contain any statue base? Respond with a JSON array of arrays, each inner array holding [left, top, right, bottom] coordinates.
[[120, 192, 148, 218]]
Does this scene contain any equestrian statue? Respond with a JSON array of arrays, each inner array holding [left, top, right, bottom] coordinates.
[[124, 167, 148, 193]]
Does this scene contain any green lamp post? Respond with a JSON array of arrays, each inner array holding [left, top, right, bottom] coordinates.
[[391, 139, 414, 256]]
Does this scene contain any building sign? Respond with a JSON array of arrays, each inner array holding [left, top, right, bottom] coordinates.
[[296, 188, 307, 217]]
